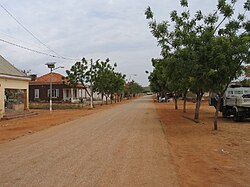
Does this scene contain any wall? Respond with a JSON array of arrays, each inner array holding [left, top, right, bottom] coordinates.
[[0, 77, 29, 118], [85, 87, 102, 100], [29, 84, 68, 102]]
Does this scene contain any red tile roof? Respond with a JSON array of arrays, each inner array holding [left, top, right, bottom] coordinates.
[[30, 72, 86, 88], [32, 73, 64, 83]]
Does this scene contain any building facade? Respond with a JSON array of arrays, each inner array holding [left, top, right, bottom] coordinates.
[[0, 55, 30, 118], [29, 73, 88, 103]]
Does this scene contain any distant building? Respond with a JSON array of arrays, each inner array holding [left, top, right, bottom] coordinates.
[[0, 55, 30, 118], [29, 72, 87, 103]]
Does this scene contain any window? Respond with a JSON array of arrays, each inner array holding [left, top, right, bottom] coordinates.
[[34, 89, 39, 98], [234, 90, 243, 94], [48, 89, 59, 98], [74, 89, 78, 98], [66, 89, 69, 98], [243, 94, 250, 98]]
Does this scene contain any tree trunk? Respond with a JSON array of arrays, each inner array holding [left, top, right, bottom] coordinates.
[[214, 94, 223, 130], [183, 93, 187, 113], [174, 96, 178, 110], [84, 87, 92, 107], [213, 95, 221, 130], [101, 94, 104, 106], [194, 92, 204, 121], [106, 96, 108, 105], [84, 87, 91, 97], [111, 94, 113, 104]]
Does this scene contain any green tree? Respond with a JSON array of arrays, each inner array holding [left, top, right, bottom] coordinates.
[[65, 57, 91, 97], [104, 68, 124, 104], [92, 58, 112, 105], [148, 58, 169, 99], [203, 0, 250, 129], [241, 79, 250, 86], [66, 58, 126, 106], [92, 59, 126, 105], [165, 50, 192, 111], [125, 81, 144, 98], [112, 72, 126, 103], [208, 35, 249, 129], [145, 2, 200, 114], [146, 0, 250, 129]]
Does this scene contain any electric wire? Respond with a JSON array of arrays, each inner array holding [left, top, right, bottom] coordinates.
[[0, 37, 72, 59], [0, 31, 48, 51], [0, 3, 61, 57], [0, 3, 78, 61]]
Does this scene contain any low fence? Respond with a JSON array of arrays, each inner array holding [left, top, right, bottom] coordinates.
[[29, 102, 88, 110], [29, 100, 105, 110]]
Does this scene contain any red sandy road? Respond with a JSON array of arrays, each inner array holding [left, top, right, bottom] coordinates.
[[0, 96, 179, 186]]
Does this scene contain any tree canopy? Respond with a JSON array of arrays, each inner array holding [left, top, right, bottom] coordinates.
[[65, 57, 126, 105], [145, 0, 250, 129]]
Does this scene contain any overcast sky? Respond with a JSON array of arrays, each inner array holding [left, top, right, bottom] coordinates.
[[0, 0, 247, 86]]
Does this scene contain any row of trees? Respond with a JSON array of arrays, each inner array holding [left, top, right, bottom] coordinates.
[[65, 58, 143, 106], [145, 0, 250, 130], [124, 80, 145, 98]]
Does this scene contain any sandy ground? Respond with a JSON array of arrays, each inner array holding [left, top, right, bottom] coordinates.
[[0, 96, 179, 186], [0, 108, 99, 144], [156, 100, 250, 187], [0, 100, 131, 144], [0, 96, 249, 186]]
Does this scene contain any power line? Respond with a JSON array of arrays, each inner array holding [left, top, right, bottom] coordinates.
[[0, 37, 78, 60], [0, 3, 60, 56], [0, 31, 48, 51], [0, 3, 77, 61]]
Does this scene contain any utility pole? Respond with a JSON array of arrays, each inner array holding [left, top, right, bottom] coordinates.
[[45, 62, 64, 113], [49, 67, 52, 112], [46, 62, 55, 113], [90, 59, 93, 109]]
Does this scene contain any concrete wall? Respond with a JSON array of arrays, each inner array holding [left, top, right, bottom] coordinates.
[[0, 77, 29, 118], [85, 87, 102, 100]]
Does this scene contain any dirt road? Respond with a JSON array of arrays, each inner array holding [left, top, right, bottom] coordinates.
[[0, 96, 179, 186]]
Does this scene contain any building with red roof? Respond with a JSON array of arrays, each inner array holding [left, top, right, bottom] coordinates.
[[29, 72, 87, 103]]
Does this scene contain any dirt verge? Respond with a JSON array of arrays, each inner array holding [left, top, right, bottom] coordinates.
[[156, 100, 250, 187]]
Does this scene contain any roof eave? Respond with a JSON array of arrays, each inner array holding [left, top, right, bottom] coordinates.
[[0, 73, 30, 81]]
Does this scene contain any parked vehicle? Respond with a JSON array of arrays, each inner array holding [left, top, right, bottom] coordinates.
[[146, 92, 153, 95], [209, 86, 250, 122]]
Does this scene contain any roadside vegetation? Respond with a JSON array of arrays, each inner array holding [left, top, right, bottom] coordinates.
[[65, 58, 143, 106], [145, 0, 250, 130]]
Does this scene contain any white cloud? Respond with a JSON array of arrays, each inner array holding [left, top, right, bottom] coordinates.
[[108, 0, 113, 5], [0, 0, 248, 86]]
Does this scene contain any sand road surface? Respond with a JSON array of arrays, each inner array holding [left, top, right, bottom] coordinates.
[[0, 96, 179, 186]]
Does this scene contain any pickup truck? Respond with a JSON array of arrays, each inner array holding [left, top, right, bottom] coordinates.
[[209, 86, 250, 122]]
